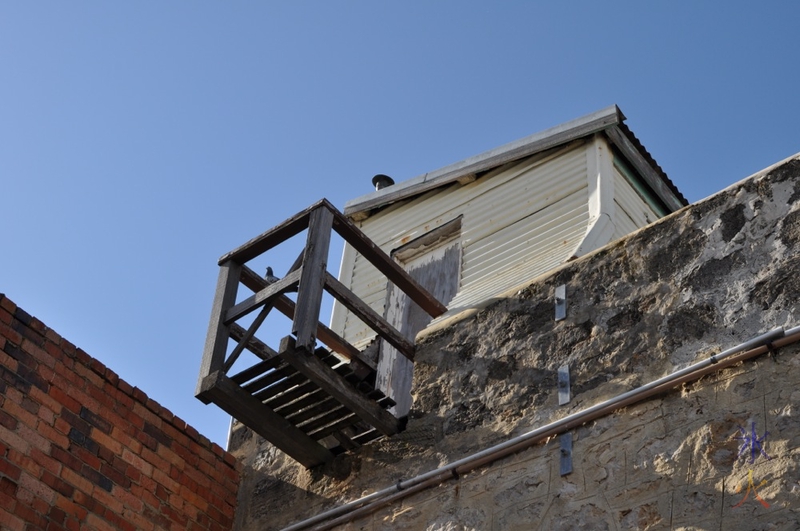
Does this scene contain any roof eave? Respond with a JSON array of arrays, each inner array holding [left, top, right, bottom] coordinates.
[[603, 123, 688, 210], [344, 105, 625, 218]]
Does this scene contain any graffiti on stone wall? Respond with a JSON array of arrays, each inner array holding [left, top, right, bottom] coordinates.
[[731, 420, 772, 509], [732, 469, 770, 509], [735, 421, 771, 464]]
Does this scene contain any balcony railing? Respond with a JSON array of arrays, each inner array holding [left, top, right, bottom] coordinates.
[[195, 199, 446, 467]]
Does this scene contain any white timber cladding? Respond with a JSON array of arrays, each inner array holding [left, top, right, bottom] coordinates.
[[612, 165, 659, 240], [572, 136, 616, 258], [330, 141, 593, 349]]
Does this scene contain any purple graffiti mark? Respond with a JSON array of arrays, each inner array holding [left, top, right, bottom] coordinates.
[[732, 469, 770, 509], [734, 421, 770, 464]]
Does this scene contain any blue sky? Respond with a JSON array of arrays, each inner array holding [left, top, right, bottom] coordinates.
[[3, 3, 799, 447]]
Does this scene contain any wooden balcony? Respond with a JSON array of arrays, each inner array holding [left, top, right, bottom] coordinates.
[[195, 199, 447, 467]]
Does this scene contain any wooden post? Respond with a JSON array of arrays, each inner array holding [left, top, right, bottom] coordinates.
[[293, 206, 334, 351], [195, 261, 241, 402]]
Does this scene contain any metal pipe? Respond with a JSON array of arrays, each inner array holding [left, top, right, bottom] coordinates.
[[283, 326, 798, 531]]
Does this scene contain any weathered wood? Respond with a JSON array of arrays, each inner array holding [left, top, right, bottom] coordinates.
[[218, 200, 329, 265], [299, 406, 352, 434], [352, 428, 382, 445], [604, 125, 685, 211], [255, 373, 310, 403], [242, 364, 298, 394], [286, 249, 305, 275], [381, 237, 462, 417], [198, 371, 332, 467], [279, 337, 401, 436], [260, 350, 347, 405], [224, 303, 272, 373], [228, 323, 280, 363], [331, 431, 359, 451], [324, 272, 415, 361], [267, 383, 322, 410], [293, 207, 334, 351], [456, 173, 477, 185], [224, 269, 301, 324], [195, 261, 242, 402], [376, 396, 396, 409], [239, 265, 375, 372], [229, 356, 283, 385], [309, 414, 360, 441], [283, 395, 336, 423], [329, 206, 448, 318]]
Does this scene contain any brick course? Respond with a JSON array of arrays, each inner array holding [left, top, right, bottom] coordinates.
[[0, 295, 239, 530]]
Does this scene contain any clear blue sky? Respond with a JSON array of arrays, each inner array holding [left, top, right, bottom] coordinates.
[[3, 3, 799, 447]]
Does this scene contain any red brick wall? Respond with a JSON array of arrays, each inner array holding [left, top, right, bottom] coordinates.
[[0, 295, 240, 531]]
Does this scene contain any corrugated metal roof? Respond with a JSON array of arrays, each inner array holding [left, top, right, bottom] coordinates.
[[344, 105, 687, 220], [611, 121, 688, 207]]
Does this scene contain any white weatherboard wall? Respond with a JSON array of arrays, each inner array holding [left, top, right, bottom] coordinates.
[[612, 163, 660, 240], [331, 135, 660, 348], [331, 141, 575, 348], [330, 135, 654, 349]]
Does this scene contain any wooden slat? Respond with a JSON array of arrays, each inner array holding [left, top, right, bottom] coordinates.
[[328, 203, 447, 318], [224, 304, 271, 373], [299, 406, 353, 434], [279, 337, 400, 436], [324, 272, 415, 361], [293, 206, 334, 351], [242, 364, 298, 394], [195, 261, 242, 402], [229, 357, 284, 385], [225, 269, 301, 324], [282, 395, 337, 423], [309, 414, 361, 441], [261, 378, 317, 405], [228, 323, 281, 363], [286, 249, 305, 275], [270, 386, 325, 412], [253, 372, 308, 401], [239, 265, 376, 375], [198, 371, 332, 467], [218, 200, 327, 264], [259, 351, 354, 407], [352, 428, 383, 445], [331, 431, 359, 452]]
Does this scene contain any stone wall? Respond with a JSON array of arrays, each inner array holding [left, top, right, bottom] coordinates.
[[230, 154, 800, 530], [0, 295, 240, 531]]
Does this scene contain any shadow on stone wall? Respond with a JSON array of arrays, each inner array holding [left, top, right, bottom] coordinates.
[[231, 156, 800, 530]]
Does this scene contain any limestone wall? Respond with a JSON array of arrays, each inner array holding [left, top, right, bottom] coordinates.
[[230, 155, 800, 530]]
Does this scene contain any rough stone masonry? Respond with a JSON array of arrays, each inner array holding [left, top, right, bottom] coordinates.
[[230, 154, 800, 531]]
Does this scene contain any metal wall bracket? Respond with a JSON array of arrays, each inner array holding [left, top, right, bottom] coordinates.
[[557, 361, 572, 476], [559, 432, 573, 476], [558, 364, 571, 406], [555, 284, 566, 321]]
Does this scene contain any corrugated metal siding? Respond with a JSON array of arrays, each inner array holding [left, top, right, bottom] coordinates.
[[331, 142, 591, 347], [612, 166, 658, 240]]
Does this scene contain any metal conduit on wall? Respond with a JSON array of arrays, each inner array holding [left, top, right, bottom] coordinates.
[[282, 325, 800, 531]]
